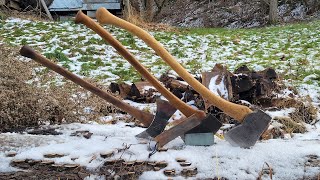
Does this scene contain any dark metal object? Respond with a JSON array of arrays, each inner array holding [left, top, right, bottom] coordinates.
[[224, 110, 271, 148], [186, 114, 222, 134], [136, 99, 176, 139]]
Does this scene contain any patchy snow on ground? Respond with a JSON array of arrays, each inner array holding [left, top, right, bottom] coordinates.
[[0, 113, 319, 179], [1, 17, 320, 99]]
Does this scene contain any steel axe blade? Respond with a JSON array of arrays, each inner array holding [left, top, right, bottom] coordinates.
[[135, 99, 176, 139], [224, 110, 271, 148]]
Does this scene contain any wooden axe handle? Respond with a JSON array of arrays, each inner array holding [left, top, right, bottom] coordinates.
[[96, 8, 252, 122], [19, 45, 154, 127], [74, 10, 202, 118]]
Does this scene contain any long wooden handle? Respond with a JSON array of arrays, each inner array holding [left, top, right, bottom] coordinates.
[[96, 8, 252, 122], [74, 10, 201, 118], [19, 45, 154, 127]]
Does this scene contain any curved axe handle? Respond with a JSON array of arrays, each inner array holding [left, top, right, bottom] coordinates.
[[96, 7, 252, 122], [20, 45, 154, 127], [74, 10, 203, 118]]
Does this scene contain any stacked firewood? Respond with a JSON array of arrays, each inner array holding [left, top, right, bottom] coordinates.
[[109, 64, 280, 111]]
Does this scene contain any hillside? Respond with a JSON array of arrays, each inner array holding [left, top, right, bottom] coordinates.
[[131, 0, 320, 28]]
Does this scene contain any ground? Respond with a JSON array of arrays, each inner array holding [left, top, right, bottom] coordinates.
[[0, 13, 320, 179]]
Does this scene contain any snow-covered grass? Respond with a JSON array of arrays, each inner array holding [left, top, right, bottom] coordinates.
[[1, 18, 320, 92]]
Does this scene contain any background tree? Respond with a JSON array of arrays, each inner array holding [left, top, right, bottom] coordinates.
[[261, 0, 279, 24], [269, 0, 279, 24], [138, 0, 168, 22]]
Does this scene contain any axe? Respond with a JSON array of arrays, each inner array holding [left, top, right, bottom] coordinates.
[[95, 8, 271, 148], [74, 11, 222, 145], [19, 45, 176, 133]]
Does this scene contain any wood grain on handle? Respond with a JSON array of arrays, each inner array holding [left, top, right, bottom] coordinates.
[[20, 45, 154, 127], [74, 10, 204, 118], [96, 7, 252, 122]]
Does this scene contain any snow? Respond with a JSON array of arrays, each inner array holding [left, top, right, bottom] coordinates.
[[0, 119, 319, 179], [208, 75, 229, 99]]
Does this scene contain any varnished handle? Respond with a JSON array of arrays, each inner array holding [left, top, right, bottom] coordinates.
[[74, 10, 202, 118], [96, 8, 252, 122], [20, 45, 154, 127]]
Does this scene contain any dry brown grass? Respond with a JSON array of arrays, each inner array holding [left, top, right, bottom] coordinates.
[[0, 6, 48, 21], [0, 44, 73, 132], [123, 5, 177, 32], [270, 96, 318, 133], [0, 44, 125, 132]]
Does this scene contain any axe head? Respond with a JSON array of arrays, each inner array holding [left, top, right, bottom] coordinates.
[[155, 113, 223, 147], [224, 110, 271, 148], [135, 99, 176, 140], [186, 114, 222, 134]]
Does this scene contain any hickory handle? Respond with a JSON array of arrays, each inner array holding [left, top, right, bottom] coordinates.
[[74, 10, 202, 118], [19, 45, 154, 127], [96, 7, 252, 122]]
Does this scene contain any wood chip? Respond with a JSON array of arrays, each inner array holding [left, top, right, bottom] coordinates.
[[158, 147, 168, 152], [127, 172, 135, 175], [63, 164, 79, 168], [100, 151, 114, 158], [11, 159, 25, 163], [6, 152, 17, 157], [175, 158, 186, 162], [156, 161, 168, 168], [44, 153, 65, 158], [51, 164, 63, 167], [41, 160, 54, 165], [164, 169, 176, 176], [179, 162, 192, 167]]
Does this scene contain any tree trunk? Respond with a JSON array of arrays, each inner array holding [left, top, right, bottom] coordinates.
[[139, 0, 147, 20], [269, 0, 278, 24], [123, 0, 132, 19]]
